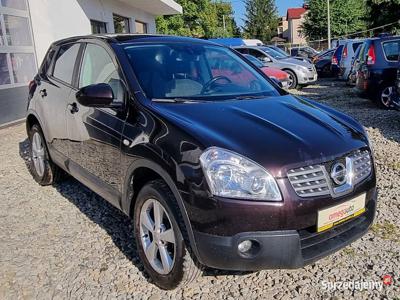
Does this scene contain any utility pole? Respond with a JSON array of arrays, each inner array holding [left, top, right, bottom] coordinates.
[[222, 15, 226, 33], [327, 0, 331, 48]]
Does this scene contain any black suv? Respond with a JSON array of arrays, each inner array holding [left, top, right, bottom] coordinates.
[[26, 35, 377, 290], [356, 35, 400, 108]]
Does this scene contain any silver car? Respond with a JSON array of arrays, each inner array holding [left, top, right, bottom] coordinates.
[[234, 46, 318, 89]]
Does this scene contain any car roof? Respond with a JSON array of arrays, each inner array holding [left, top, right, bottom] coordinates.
[[52, 34, 221, 47]]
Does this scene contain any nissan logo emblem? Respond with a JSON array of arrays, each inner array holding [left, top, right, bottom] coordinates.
[[330, 162, 347, 185]]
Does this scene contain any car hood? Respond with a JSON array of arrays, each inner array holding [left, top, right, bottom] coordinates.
[[151, 95, 368, 177], [279, 57, 311, 68]]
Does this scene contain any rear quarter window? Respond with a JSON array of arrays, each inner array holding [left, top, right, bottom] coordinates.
[[382, 40, 400, 61], [40, 48, 55, 76]]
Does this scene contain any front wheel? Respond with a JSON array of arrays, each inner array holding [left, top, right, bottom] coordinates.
[[134, 180, 202, 290], [285, 70, 298, 89]]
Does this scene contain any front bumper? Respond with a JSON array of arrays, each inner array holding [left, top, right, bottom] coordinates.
[[297, 68, 318, 84], [193, 189, 377, 271]]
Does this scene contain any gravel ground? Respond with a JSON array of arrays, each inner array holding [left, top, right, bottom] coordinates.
[[0, 79, 399, 299]]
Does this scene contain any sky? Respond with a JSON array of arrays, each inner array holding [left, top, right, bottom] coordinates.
[[231, 0, 304, 28]]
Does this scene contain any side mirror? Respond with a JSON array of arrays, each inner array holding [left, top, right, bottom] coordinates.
[[76, 83, 116, 108]]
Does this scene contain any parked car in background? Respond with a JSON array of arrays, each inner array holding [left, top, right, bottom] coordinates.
[[290, 46, 319, 60], [26, 34, 377, 290], [392, 58, 400, 110], [208, 38, 264, 47], [313, 49, 335, 77], [347, 44, 364, 86], [356, 35, 400, 108], [267, 45, 289, 56], [234, 46, 317, 89], [339, 40, 364, 80], [243, 54, 290, 88], [268, 45, 313, 64], [331, 45, 344, 77]]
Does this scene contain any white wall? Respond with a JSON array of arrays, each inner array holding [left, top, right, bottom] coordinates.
[[28, 0, 159, 65], [77, 0, 157, 35], [28, 0, 91, 66]]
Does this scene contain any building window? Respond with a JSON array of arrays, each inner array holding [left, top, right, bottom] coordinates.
[[10, 53, 36, 83], [0, 0, 36, 88], [3, 14, 32, 46], [1, 0, 27, 11], [0, 53, 11, 85], [113, 14, 130, 34], [91, 20, 107, 34], [135, 20, 147, 34]]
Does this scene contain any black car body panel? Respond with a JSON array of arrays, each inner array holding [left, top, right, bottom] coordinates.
[[26, 34, 377, 271]]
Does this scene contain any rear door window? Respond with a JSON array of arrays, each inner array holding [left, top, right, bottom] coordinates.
[[52, 43, 81, 85], [382, 40, 400, 61]]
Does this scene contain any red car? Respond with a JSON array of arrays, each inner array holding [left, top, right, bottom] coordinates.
[[244, 54, 290, 88]]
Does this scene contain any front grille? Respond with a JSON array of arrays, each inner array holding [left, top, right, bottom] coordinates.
[[350, 150, 372, 185], [287, 165, 330, 197], [287, 149, 372, 198]]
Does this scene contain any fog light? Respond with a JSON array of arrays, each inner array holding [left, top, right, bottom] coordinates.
[[238, 240, 253, 253]]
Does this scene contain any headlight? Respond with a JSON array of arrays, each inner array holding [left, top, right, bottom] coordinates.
[[200, 147, 282, 201]]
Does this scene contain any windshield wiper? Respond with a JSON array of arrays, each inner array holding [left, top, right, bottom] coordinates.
[[234, 95, 267, 100], [152, 98, 204, 103]]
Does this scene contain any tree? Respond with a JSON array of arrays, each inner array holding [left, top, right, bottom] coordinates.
[[302, 0, 368, 41], [156, 0, 240, 38], [366, 0, 400, 34], [214, 1, 241, 37], [243, 0, 279, 43]]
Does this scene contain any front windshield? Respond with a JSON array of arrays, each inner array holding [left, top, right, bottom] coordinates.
[[124, 43, 279, 100], [259, 47, 288, 59]]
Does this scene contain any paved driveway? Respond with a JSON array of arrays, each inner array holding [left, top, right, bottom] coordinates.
[[0, 80, 399, 299]]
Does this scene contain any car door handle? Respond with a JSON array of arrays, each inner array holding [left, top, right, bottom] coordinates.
[[67, 102, 79, 114], [39, 89, 47, 98]]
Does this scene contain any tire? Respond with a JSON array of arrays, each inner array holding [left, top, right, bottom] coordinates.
[[133, 180, 202, 290], [376, 85, 395, 109], [28, 124, 63, 185], [285, 70, 298, 89]]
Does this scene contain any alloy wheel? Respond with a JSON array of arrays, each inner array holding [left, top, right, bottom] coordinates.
[[31, 132, 45, 177], [139, 198, 176, 275], [288, 73, 294, 88], [381, 86, 394, 108]]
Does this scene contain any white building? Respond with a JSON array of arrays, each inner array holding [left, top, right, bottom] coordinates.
[[0, 0, 182, 125]]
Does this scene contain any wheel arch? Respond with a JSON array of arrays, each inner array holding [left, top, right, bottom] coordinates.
[[121, 158, 202, 262], [26, 111, 44, 137]]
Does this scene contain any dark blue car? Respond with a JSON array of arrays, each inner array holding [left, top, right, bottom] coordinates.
[[331, 45, 344, 77]]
